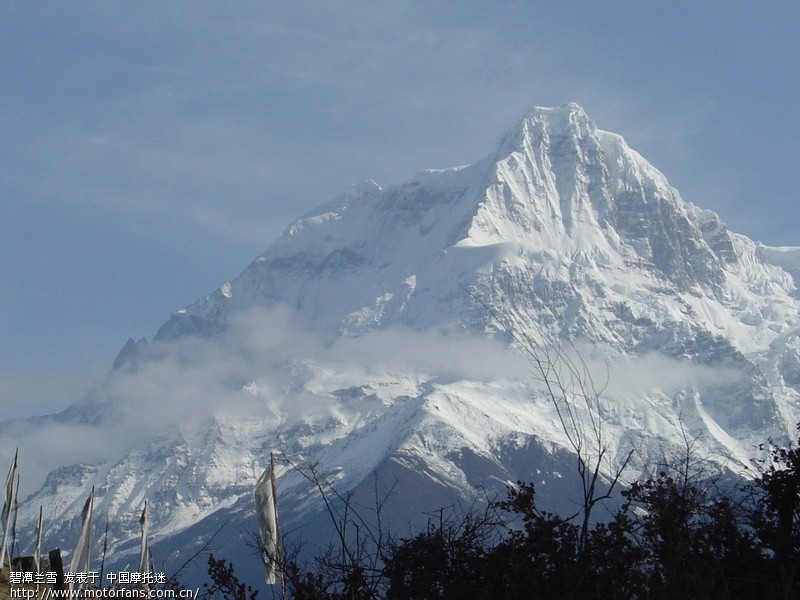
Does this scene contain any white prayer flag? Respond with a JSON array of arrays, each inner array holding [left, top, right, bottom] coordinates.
[[69, 488, 95, 592], [0, 448, 18, 570], [254, 454, 280, 586]]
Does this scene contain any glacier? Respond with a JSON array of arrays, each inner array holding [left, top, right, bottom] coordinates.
[[4, 102, 800, 586]]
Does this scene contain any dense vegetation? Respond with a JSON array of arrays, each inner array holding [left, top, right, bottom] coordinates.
[[203, 425, 800, 600]]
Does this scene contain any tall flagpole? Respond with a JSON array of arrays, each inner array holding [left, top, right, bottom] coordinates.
[[99, 514, 110, 588], [10, 474, 19, 565], [0, 448, 18, 572], [33, 506, 44, 573], [254, 452, 284, 598], [138, 501, 150, 588], [69, 487, 95, 594], [269, 454, 285, 600]]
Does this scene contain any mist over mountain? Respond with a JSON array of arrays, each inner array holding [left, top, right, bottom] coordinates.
[[5, 103, 799, 586]]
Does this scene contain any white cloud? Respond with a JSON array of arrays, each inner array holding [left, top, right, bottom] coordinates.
[[604, 351, 741, 397], [0, 304, 743, 499]]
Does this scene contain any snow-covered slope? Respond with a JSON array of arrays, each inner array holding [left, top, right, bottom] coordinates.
[[6, 103, 800, 586]]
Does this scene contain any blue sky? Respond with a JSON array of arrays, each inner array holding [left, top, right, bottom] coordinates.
[[2, 1, 799, 417]]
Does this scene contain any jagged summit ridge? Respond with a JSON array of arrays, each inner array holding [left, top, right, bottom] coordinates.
[[480, 103, 730, 290], [496, 102, 597, 156], [153, 102, 788, 355]]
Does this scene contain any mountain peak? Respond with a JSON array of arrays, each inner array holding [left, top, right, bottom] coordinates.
[[496, 102, 597, 158], [524, 101, 590, 124], [155, 102, 795, 367], [13, 102, 800, 588]]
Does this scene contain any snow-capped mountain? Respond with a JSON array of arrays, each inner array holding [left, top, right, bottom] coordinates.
[[6, 103, 800, 586]]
